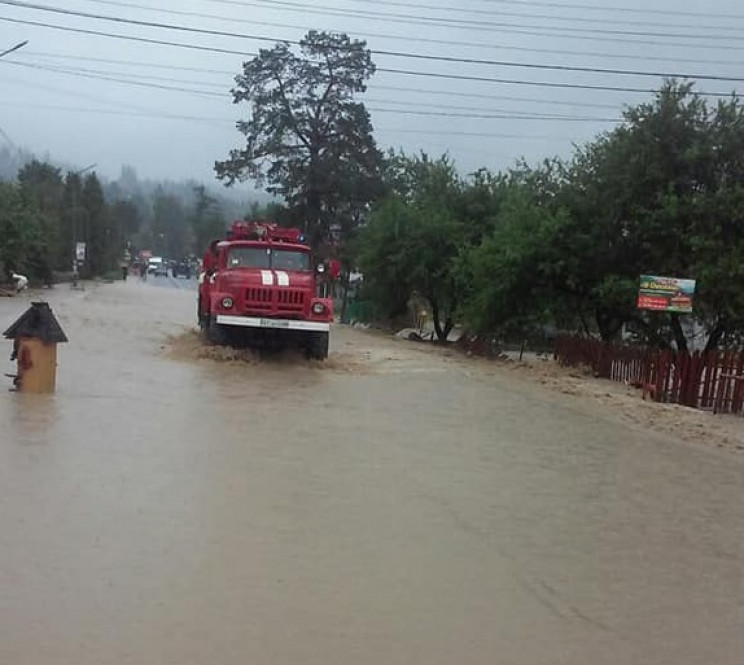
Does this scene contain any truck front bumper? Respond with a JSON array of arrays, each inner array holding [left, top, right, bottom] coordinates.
[[215, 315, 330, 332]]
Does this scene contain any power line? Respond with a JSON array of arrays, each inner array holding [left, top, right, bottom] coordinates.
[[26, 50, 235, 76], [209, 0, 744, 44], [0, 0, 282, 45], [2, 60, 228, 97], [378, 67, 686, 96], [0, 67, 199, 115], [214, 0, 744, 51], [377, 127, 557, 140], [0, 100, 581, 140], [77, 0, 744, 68], [3, 0, 744, 83], [0, 15, 739, 98], [344, 0, 744, 31], [6, 0, 744, 62], [0, 16, 258, 56], [0, 99, 231, 125], [369, 107, 618, 122], [21, 50, 625, 110], [449, 0, 744, 21], [10, 57, 615, 115], [16, 56, 616, 116], [18, 59, 230, 90], [0, 39, 27, 58], [373, 84, 620, 110], [2, 59, 621, 121], [1, 98, 615, 124], [364, 97, 614, 120]]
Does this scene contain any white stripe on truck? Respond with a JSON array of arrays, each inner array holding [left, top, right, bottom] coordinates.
[[275, 270, 289, 286], [260, 270, 273, 285], [216, 315, 330, 332]]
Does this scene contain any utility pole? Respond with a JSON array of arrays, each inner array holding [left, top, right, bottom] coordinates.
[[0, 42, 28, 149], [70, 163, 98, 288], [0, 41, 27, 59]]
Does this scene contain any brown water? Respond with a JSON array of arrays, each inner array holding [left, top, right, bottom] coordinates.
[[1, 280, 743, 664]]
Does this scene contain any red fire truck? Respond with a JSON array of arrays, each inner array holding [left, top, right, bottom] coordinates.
[[197, 221, 332, 359]]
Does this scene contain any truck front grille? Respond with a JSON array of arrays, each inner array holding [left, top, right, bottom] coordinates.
[[245, 287, 272, 310], [277, 289, 305, 311]]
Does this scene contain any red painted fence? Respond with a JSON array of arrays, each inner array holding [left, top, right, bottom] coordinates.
[[554, 335, 744, 415]]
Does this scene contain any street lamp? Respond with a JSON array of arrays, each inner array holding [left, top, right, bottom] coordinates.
[[0, 41, 27, 59], [70, 162, 97, 287]]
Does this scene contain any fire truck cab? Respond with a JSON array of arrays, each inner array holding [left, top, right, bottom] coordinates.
[[197, 221, 332, 359]]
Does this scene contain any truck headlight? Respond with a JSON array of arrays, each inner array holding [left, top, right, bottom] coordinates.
[[312, 302, 326, 315], [221, 297, 234, 309]]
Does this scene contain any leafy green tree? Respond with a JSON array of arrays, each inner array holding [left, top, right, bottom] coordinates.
[[553, 81, 744, 349], [456, 186, 571, 337], [17, 160, 64, 279], [360, 154, 463, 340], [61, 172, 84, 273], [109, 199, 141, 240], [0, 182, 44, 281], [152, 191, 188, 258], [81, 173, 114, 276], [108, 198, 141, 267], [17, 161, 64, 212], [685, 96, 744, 349], [190, 185, 225, 253], [246, 200, 295, 227], [215, 30, 383, 247]]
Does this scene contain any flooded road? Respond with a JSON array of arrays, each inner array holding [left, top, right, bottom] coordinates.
[[1, 280, 743, 664]]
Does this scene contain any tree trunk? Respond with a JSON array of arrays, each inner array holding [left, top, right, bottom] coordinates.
[[430, 298, 443, 341], [704, 321, 726, 352], [594, 308, 623, 342], [627, 313, 671, 350], [305, 187, 322, 247], [442, 316, 454, 341], [669, 313, 689, 354], [430, 298, 454, 342], [339, 272, 350, 324]]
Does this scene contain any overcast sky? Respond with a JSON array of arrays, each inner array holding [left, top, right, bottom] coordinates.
[[1, 0, 743, 188]]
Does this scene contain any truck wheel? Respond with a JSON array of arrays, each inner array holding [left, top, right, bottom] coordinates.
[[306, 331, 329, 360], [205, 316, 230, 346]]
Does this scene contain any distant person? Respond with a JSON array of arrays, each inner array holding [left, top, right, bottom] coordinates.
[[12, 273, 28, 293]]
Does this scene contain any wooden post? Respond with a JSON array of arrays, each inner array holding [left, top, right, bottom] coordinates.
[[3, 302, 68, 393], [15, 337, 58, 393]]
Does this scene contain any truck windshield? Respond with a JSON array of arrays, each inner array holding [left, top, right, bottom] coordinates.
[[227, 247, 270, 269], [272, 250, 310, 272], [226, 247, 310, 271]]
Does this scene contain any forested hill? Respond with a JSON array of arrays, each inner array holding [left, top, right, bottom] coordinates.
[[0, 145, 269, 220]]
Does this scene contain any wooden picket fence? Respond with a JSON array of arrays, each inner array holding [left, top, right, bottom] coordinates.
[[554, 335, 744, 415]]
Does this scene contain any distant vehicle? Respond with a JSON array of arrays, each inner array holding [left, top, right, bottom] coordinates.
[[148, 256, 168, 276], [198, 220, 332, 359], [172, 258, 192, 279]]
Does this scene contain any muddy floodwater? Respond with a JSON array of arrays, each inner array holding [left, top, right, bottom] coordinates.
[[1, 279, 743, 664]]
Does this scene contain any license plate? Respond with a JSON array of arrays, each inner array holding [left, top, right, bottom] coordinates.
[[260, 318, 289, 328]]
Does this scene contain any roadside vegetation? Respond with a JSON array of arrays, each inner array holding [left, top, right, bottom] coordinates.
[[3, 28, 744, 354], [0, 161, 242, 283], [359, 82, 744, 352]]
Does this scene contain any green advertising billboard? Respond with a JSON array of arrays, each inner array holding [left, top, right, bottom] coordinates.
[[637, 275, 696, 313]]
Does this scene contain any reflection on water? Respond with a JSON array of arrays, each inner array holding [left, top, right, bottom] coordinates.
[[0, 282, 742, 665], [4, 393, 59, 446]]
